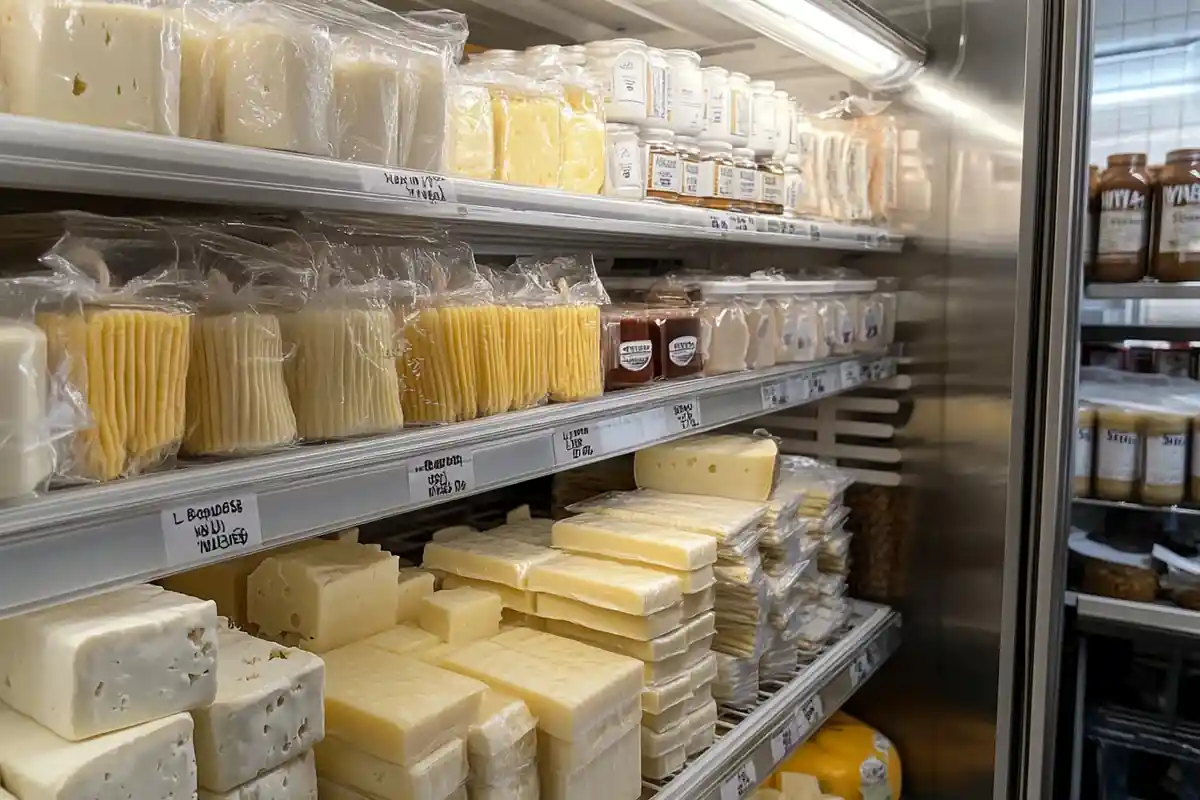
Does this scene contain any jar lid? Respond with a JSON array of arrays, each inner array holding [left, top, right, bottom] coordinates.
[[701, 65, 729, 76], [648, 46, 667, 57], [698, 140, 734, 154], [732, 147, 755, 158], [772, 89, 789, 99], [730, 71, 750, 81], [749, 79, 776, 91], [1106, 152, 1147, 167], [605, 123, 639, 134], [640, 127, 676, 143], [588, 37, 646, 49], [664, 48, 701, 63], [676, 135, 699, 146], [1166, 148, 1200, 163]]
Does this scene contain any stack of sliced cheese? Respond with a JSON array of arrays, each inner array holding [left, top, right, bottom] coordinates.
[[0, 585, 222, 800]]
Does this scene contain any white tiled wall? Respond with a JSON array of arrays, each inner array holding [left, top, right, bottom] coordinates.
[[1091, 0, 1200, 163]]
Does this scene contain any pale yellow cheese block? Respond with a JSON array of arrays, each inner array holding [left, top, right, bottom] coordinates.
[[401, 306, 510, 424], [397, 568, 436, 623], [440, 574, 536, 614], [492, 86, 562, 188], [536, 694, 639, 774], [642, 698, 688, 734], [558, 87, 605, 195], [418, 587, 502, 644], [468, 690, 536, 758], [570, 489, 768, 542], [359, 624, 440, 657], [446, 82, 495, 180], [536, 594, 683, 641], [552, 513, 718, 571], [313, 735, 466, 800], [633, 434, 779, 501], [422, 534, 561, 589], [683, 586, 716, 619], [683, 611, 717, 645], [498, 305, 550, 411], [642, 718, 692, 758], [642, 744, 686, 780], [317, 779, 371, 800], [526, 554, 682, 615], [322, 643, 486, 766], [543, 618, 688, 661], [538, 726, 641, 800], [642, 671, 693, 715]]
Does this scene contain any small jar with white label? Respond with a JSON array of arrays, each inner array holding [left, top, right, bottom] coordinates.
[[585, 39, 649, 124], [666, 49, 703, 136], [758, 159, 785, 215], [698, 140, 736, 210], [1142, 409, 1188, 505], [676, 135, 702, 206], [646, 47, 671, 127], [641, 128, 682, 202], [1074, 403, 1096, 497], [748, 79, 778, 157], [732, 147, 760, 213], [604, 123, 645, 200], [1095, 405, 1142, 502], [727, 71, 752, 147], [701, 67, 731, 142]]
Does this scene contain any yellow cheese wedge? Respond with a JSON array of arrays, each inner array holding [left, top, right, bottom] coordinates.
[[634, 434, 779, 501]]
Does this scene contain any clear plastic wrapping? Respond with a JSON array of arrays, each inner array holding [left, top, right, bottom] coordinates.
[[445, 77, 496, 179], [0, 318, 54, 500], [396, 10, 468, 172], [330, 32, 407, 165], [567, 488, 769, 544], [776, 455, 855, 512], [558, 66, 606, 194], [819, 527, 853, 575], [713, 652, 759, 709], [467, 61, 563, 188], [488, 265, 552, 412], [759, 639, 798, 682]]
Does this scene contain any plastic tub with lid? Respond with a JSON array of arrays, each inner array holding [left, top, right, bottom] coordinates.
[[753, 279, 841, 363], [827, 278, 878, 356], [584, 38, 649, 124], [692, 280, 774, 371]]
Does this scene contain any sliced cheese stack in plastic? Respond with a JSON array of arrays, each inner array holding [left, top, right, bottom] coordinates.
[[445, 80, 496, 180], [464, 690, 538, 799], [428, 627, 643, 800], [331, 35, 406, 166], [38, 306, 191, 482], [558, 69, 605, 195], [422, 532, 562, 590], [498, 303, 551, 410], [489, 71, 563, 188]]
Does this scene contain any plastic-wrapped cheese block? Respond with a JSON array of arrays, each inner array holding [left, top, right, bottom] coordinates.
[[38, 306, 191, 482], [332, 35, 406, 166], [323, 643, 486, 766], [558, 69, 605, 194], [491, 518, 555, 547], [701, 302, 751, 375], [0, 709, 196, 800], [423, 533, 562, 589], [539, 726, 641, 800], [686, 682, 713, 713], [194, 626, 324, 793], [643, 698, 688, 734], [499, 304, 551, 410], [175, 1, 223, 140], [549, 304, 603, 401], [446, 80, 495, 179], [552, 513, 718, 571], [400, 303, 509, 423], [314, 735, 466, 800], [490, 71, 563, 187], [642, 745, 686, 780], [0, 584, 217, 741], [683, 586, 716, 618], [687, 722, 715, 756], [642, 718, 692, 759], [316, 779, 370, 800], [568, 489, 768, 543], [742, 296, 779, 369], [436, 633, 642, 742], [2, 0, 182, 134], [197, 750, 316, 800], [634, 434, 779, 502], [527, 553, 683, 615], [684, 611, 717, 644], [397, 568, 437, 623], [537, 594, 683, 640], [468, 690, 537, 760], [543, 617, 688, 661], [0, 322, 51, 500], [469, 765, 538, 800], [440, 573, 537, 613], [536, 694, 639, 774], [642, 671, 692, 715], [419, 587, 503, 644], [214, 3, 334, 155], [247, 541, 400, 653]]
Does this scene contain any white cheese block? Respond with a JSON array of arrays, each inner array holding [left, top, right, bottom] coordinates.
[[536, 694, 639, 774], [468, 763, 538, 800], [543, 618, 688, 661], [536, 593, 683, 641], [0, 322, 51, 500], [247, 541, 400, 653], [539, 726, 641, 800], [469, 690, 537, 758], [686, 721, 715, 756], [360, 624, 440, 658], [0, 584, 217, 740], [313, 735, 466, 800], [332, 42, 403, 166], [551, 513, 718, 570], [0, 788, 13, 800], [683, 586, 716, 619], [198, 750, 316, 799], [193, 626, 325, 792], [685, 682, 713, 713], [634, 434, 779, 501], [642, 671, 692, 715], [641, 718, 691, 758], [216, 13, 334, 155], [0, 708, 196, 800], [684, 611, 717, 644], [642, 697, 688, 733], [440, 573, 536, 613], [642, 744, 686, 780], [422, 534, 562, 589], [527, 554, 682, 615], [418, 587, 502, 644], [2, 0, 182, 134]]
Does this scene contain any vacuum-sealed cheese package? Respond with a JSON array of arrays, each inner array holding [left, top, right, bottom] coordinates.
[[331, 33, 407, 166], [174, 226, 310, 458], [557, 66, 605, 195], [175, 0, 228, 141], [392, 9, 467, 172], [477, 64, 564, 189], [486, 266, 552, 411], [518, 254, 607, 403], [446, 77, 496, 180], [1, 0, 182, 134]]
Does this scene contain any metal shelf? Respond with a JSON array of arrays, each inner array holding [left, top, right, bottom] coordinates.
[[1080, 324, 1200, 342], [0, 353, 894, 618], [0, 115, 901, 253], [647, 601, 901, 800], [1072, 592, 1200, 638], [1086, 282, 1200, 300], [1073, 497, 1200, 517]]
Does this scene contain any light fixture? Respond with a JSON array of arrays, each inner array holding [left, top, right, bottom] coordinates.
[[1091, 82, 1200, 108], [695, 0, 926, 89]]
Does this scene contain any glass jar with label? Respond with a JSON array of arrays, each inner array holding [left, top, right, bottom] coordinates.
[[758, 159, 785, 215], [727, 71, 751, 147], [585, 39, 649, 125], [1154, 148, 1200, 282], [676, 135, 702, 206], [641, 128, 682, 202], [645, 47, 671, 128], [698, 140, 736, 209], [665, 49, 703, 136], [771, 90, 792, 160], [1075, 403, 1096, 497], [749, 80, 778, 157], [603, 123, 644, 200], [1095, 405, 1141, 501], [701, 67, 731, 142], [783, 150, 803, 217], [1093, 152, 1151, 283], [1142, 409, 1188, 505], [732, 147, 760, 213], [602, 308, 655, 389]]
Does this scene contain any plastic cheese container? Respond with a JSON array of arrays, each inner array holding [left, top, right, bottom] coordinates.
[[487, 69, 564, 189], [831, 278, 878, 356], [331, 34, 406, 166], [445, 80, 496, 180], [558, 68, 606, 195]]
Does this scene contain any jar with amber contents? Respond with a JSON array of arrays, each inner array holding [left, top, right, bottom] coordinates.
[[758, 159, 785, 215], [641, 128, 681, 203], [1094, 153, 1151, 282], [1074, 403, 1096, 497], [697, 140, 736, 210], [1094, 404, 1141, 501], [651, 307, 704, 380], [675, 135, 702, 206], [1142, 408, 1188, 505], [731, 146, 759, 213], [601, 308, 655, 389], [1153, 148, 1200, 282]]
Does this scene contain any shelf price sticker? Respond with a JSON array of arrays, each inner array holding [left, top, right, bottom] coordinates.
[[364, 168, 457, 206], [408, 449, 475, 501], [761, 381, 789, 411], [553, 424, 601, 466], [706, 211, 731, 231], [850, 651, 873, 688], [808, 223, 822, 242], [840, 361, 862, 389], [728, 213, 754, 232], [770, 717, 802, 762], [787, 374, 812, 403], [720, 760, 758, 800], [162, 493, 263, 567], [665, 398, 702, 434], [795, 695, 824, 737], [809, 366, 835, 397]]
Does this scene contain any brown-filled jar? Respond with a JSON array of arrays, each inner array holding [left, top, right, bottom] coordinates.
[[602, 309, 655, 389], [1093, 153, 1151, 282], [676, 136, 702, 206], [1153, 148, 1200, 281], [697, 140, 736, 210], [1142, 409, 1188, 505], [642, 128, 682, 203], [758, 160, 785, 215], [1094, 404, 1141, 501], [651, 308, 704, 380], [1074, 403, 1096, 497]]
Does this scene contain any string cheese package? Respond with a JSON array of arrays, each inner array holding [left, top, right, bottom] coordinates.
[[486, 266, 552, 412]]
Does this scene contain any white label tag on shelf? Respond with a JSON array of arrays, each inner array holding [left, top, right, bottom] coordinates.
[[840, 361, 861, 389], [720, 760, 758, 800], [600, 409, 662, 452], [787, 375, 811, 403], [408, 449, 475, 501], [795, 695, 824, 736], [729, 213, 754, 231], [809, 366, 835, 397], [770, 717, 802, 762], [808, 222, 822, 241], [761, 381, 789, 411], [706, 211, 731, 231], [850, 652, 872, 688], [162, 493, 263, 566], [553, 424, 601, 466], [665, 399, 702, 434], [363, 168, 457, 205]]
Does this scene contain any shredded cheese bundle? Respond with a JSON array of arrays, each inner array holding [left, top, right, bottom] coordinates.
[[548, 305, 602, 402], [401, 305, 513, 423]]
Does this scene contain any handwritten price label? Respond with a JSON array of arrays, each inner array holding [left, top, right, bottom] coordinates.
[[840, 361, 861, 389], [770, 718, 802, 761], [408, 449, 475, 501], [707, 211, 731, 231], [720, 761, 758, 800], [729, 213, 754, 231], [553, 425, 601, 466], [795, 695, 824, 736], [761, 382, 788, 411], [365, 168, 457, 205], [665, 399, 702, 434], [850, 652, 872, 688], [162, 494, 263, 566], [809, 367, 834, 397]]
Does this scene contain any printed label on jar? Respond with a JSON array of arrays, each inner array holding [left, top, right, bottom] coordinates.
[[683, 161, 701, 197], [648, 64, 669, 122], [1074, 425, 1093, 480], [609, 142, 640, 190], [1097, 426, 1139, 481], [736, 167, 758, 201], [839, 312, 855, 345], [613, 54, 648, 105], [699, 161, 737, 199], [649, 152, 682, 194], [785, 174, 802, 212], [1160, 182, 1200, 253], [1145, 431, 1187, 487], [704, 86, 726, 128], [668, 335, 698, 366], [762, 173, 783, 206], [862, 305, 881, 342], [1097, 209, 1146, 255], [618, 340, 653, 372]]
